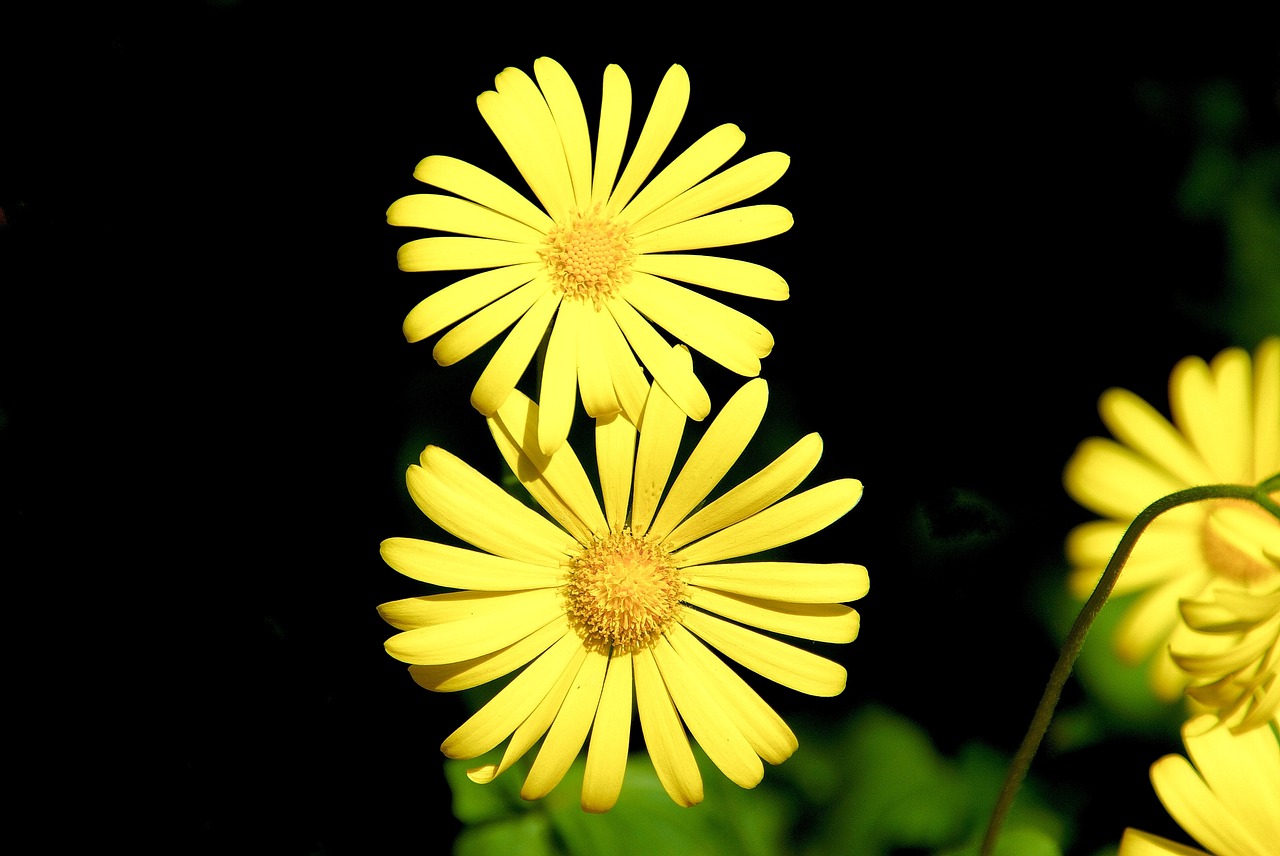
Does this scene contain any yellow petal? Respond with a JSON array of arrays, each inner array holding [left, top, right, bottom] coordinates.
[[595, 307, 650, 425], [618, 123, 745, 227], [397, 235, 539, 272], [631, 151, 791, 237], [632, 253, 788, 301], [608, 300, 711, 421], [679, 607, 847, 696], [631, 204, 792, 254], [521, 646, 609, 800], [404, 263, 540, 345], [664, 433, 823, 552], [407, 445, 573, 564], [378, 589, 543, 631], [413, 154, 553, 232], [631, 348, 689, 535], [383, 589, 564, 664], [1064, 437, 1192, 519], [533, 57, 593, 212], [1169, 349, 1251, 484], [673, 479, 863, 567], [582, 649, 634, 813], [387, 193, 546, 242], [632, 644, 703, 806], [538, 301, 582, 457], [576, 303, 621, 418], [595, 411, 637, 533], [432, 278, 550, 367], [479, 69, 574, 219], [649, 378, 768, 540], [470, 288, 561, 415], [1181, 716, 1280, 843], [408, 616, 570, 692], [1253, 337, 1279, 477], [607, 64, 688, 215], [1099, 386, 1215, 487], [590, 64, 631, 209], [685, 586, 860, 643], [1066, 517, 1204, 597], [1117, 828, 1210, 856], [380, 537, 563, 590], [684, 561, 869, 604], [621, 274, 773, 376]]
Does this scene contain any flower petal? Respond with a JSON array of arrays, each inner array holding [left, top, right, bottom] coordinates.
[[684, 561, 869, 604], [522, 646, 610, 800], [397, 236, 540, 272], [432, 277, 550, 366], [679, 607, 847, 696], [609, 300, 710, 421], [404, 263, 540, 345], [595, 306, 650, 425], [1066, 517, 1205, 598], [534, 57, 593, 212], [1064, 437, 1192, 519], [1180, 716, 1280, 844], [1170, 349, 1251, 484], [380, 537, 564, 590], [673, 479, 863, 567], [408, 616, 570, 692], [582, 649, 634, 813], [631, 204, 793, 254], [632, 253, 788, 301], [1099, 386, 1215, 487], [576, 302, 622, 418], [596, 411, 637, 533], [685, 586, 860, 643], [383, 589, 564, 664], [631, 349, 689, 536], [590, 64, 631, 209], [632, 644, 703, 806], [618, 123, 745, 227], [631, 151, 791, 237], [470, 288, 561, 415], [379, 589, 543, 631], [1117, 829, 1210, 856], [535, 301, 582, 457], [413, 154, 553, 232], [387, 193, 546, 242], [479, 68, 575, 219], [1253, 337, 1279, 477], [607, 64, 689, 216]]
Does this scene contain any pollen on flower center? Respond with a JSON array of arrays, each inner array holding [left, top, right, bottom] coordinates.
[[540, 209, 634, 308], [1200, 498, 1280, 585], [566, 528, 684, 652]]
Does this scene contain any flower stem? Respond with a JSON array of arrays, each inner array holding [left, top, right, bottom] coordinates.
[[978, 479, 1277, 856]]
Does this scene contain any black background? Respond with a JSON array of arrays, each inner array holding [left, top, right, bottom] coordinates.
[[3, 5, 1278, 854]]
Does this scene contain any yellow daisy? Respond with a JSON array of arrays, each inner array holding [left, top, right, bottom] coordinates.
[[388, 56, 792, 456], [1116, 714, 1280, 856], [377, 348, 867, 812], [1063, 337, 1280, 701]]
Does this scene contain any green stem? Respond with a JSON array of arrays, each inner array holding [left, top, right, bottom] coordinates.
[[979, 479, 1278, 856]]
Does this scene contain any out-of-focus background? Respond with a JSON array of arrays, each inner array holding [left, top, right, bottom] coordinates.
[[3, 5, 1277, 855]]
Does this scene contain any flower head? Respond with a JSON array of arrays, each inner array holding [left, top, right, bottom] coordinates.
[[1117, 714, 1280, 856], [377, 348, 867, 811], [1063, 337, 1280, 701], [388, 57, 792, 456]]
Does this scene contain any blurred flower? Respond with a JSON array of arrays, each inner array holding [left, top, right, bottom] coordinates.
[[377, 349, 866, 811], [1064, 337, 1280, 701], [388, 56, 791, 456], [1116, 714, 1280, 856]]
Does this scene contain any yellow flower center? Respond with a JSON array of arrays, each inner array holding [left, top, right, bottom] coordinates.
[[540, 209, 633, 308], [1200, 497, 1280, 585], [566, 529, 684, 652]]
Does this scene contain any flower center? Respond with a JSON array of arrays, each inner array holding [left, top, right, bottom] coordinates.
[[540, 208, 633, 308], [1200, 497, 1280, 585], [566, 528, 683, 652]]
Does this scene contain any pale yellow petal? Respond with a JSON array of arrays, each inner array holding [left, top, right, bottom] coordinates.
[[407, 445, 573, 564], [1170, 349, 1250, 484], [470, 288, 562, 415], [673, 479, 863, 567], [685, 587, 860, 643], [649, 378, 768, 541], [1253, 337, 1279, 478], [653, 634, 763, 789], [576, 302, 621, 418], [1064, 437, 1193, 519], [631, 253, 788, 300], [408, 616, 570, 692], [533, 57, 593, 212], [379, 589, 545, 631], [1065, 517, 1205, 598], [609, 300, 711, 421], [595, 307, 650, 425], [404, 263, 541, 345], [621, 274, 773, 376], [397, 236, 540, 272], [413, 154, 553, 232], [679, 607, 847, 696], [479, 69, 574, 219], [631, 151, 791, 237], [632, 644, 703, 806], [590, 65, 631, 209], [387, 193, 546, 242], [1117, 829, 1209, 856], [1099, 387, 1215, 487], [1113, 571, 1212, 667], [618, 123, 745, 227], [631, 204, 793, 254], [536, 301, 581, 457], [631, 349, 689, 535], [383, 588, 564, 664], [432, 278, 550, 366], [1181, 715, 1280, 844], [1152, 746, 1275, 856], [582, 649, 634, 813], [664, 433, 823, 552], [684, 561, 869, 604], [607, 64, 688, 215], [380, 537, 563, 591], [489, 390, 607, 543], [522, 646, 609, 800], [596, 411, 637, 533], [665, 623, 797, 765]]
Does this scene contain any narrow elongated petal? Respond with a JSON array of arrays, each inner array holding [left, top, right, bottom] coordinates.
[[618, 124, 745, 227], [576, 303, 621, 418], [404, 263, 540, 344], [631, 151, 791, 236], [1065, 517, 1205, 597], [582, 649, 633, 813], [621, 274, 773, 376], [607, 64, 689, 215], [1254, 337, 1279, 476], [409, 616, 570, 692], [522, 647, 610, 800], [1064, 437, 1191, 519], [673, 479, 863, 567], [470, 288, 561, 415], [684, 561, 869, 604], [632, 645, 703, 806], [686, 587, 860, 643], [679, 607, 847, 696], [664, 433, 823, 551], [653, 634, 762, 788], [413, 154, 554, 232], [539, 301, 583, 457], [534, 57, 593, 212], [408, 445, 573, 564], [380, 537, 564, 590], [649, 378, 768, 540], [397, 236, 540, 272], [479, 71, 575, 219], [632, 253, 788, 300], [609, 300, 710, 420], [1099, 387, 1215, 487], [387, 194, 546, 242], [596, 308, 650, 425], [379, 589, 543, 631], [591, 64, 631, 209], [384, 588, 564, 664], [632, 205, 792, 254], [1117, 829, 1209, 856], [432, 277, 549, 366], [596, 411, 637, 533], [1170, 349, 1250, 483], [631, 350, 689, 535]]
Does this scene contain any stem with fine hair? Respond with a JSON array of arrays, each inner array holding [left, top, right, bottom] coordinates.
[[979, 479, 1278, 856]]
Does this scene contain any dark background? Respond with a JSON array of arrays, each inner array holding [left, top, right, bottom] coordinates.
[[3, 5, 1278, 854]]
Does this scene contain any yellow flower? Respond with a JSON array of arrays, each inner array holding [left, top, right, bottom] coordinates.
[[1063, 337, 1280, 701], [377, 349, 867, 811], [1116, 714, 1280, 856], [388, 57, 792, 456]]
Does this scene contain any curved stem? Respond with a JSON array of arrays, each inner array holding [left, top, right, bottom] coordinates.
[[979, 480, 1274, 856]]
